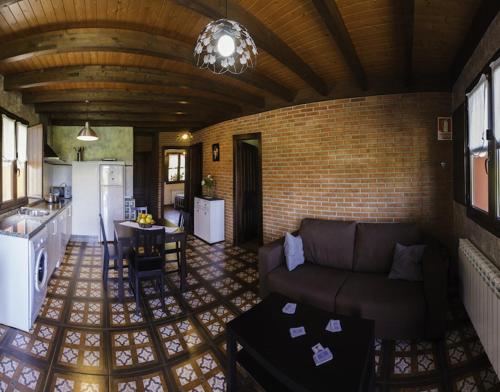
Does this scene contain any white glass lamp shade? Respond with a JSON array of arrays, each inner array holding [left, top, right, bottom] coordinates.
[[77, 122, 99, 141], [194, 19, 258, 74]]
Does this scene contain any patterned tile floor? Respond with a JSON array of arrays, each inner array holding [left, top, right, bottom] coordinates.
[[0, 237, 498, 391]]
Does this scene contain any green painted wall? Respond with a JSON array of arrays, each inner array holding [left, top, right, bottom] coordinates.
[[50, 126, 133, 164]]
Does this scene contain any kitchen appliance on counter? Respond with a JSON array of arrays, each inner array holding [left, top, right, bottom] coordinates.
[[0, 227, 49, 332], [45, 192, 59, 203], [51, 184, 72, 199]]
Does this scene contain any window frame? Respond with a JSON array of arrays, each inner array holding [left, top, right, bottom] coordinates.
[[465, 50, 500, 237], [0, 107, 29, 213], [164, 152, 186, 184]]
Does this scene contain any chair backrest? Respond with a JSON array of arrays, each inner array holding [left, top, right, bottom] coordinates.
[[99, 214, 109, 259], [133, 228, 166, 262], [178, 210, 191, 229]]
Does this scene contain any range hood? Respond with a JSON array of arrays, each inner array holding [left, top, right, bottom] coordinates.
[[44, 143, 63, 162]]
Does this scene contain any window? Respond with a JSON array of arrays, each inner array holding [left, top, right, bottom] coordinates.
[[465, 55, 500, 235], [1, 113, 28, 210], [166, 152, 185, 183]]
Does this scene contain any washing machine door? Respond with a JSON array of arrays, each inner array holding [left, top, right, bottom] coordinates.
[[34, 249, 48, 292]]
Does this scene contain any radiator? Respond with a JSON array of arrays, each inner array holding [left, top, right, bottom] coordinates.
[[458, 239, 500, 376], [171, 190, 184, 202]]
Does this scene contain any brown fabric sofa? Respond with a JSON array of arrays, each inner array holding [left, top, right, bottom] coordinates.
[[258, 219, 449, 339]]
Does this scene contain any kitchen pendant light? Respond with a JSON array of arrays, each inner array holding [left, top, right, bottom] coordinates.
[[176, 130, 194, 142], [194, 0, 257, 74], [77, 100, 98, 141]]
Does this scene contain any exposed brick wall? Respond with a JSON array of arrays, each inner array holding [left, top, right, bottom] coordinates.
[[186, 92, 453, 245]]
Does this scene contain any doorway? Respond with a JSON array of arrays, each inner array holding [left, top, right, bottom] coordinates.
[[161, 143, 203, 232], [133, 132, 157, 215], [233, 133, 263, 250], [162, 147, 187, 226]]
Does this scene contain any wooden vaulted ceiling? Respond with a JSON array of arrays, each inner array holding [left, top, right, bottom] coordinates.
[[0, 0, 492, 130]]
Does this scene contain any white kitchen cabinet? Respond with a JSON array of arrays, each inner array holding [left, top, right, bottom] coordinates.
[[48, 217, 61, 276], [194, 197, 224, 244]]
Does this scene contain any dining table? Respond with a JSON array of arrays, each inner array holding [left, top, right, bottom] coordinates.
[[113, 219, 187, 302]]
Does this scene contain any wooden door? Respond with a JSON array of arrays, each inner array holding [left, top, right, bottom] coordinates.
[[234, 134, 262, 245], [133, 132, 157, 215], [184, 143, 203, 232]]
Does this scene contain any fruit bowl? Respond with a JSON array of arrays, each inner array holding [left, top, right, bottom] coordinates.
[[138, 222, 153, 228]]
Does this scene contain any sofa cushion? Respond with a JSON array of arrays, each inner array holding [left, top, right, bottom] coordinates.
[[299, 218, 356, 270], [335, 272, 426, 339], [266, 264, 350, 312], [353, 223, 421, 273]]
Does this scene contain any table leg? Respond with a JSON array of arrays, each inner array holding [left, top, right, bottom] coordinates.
[[116, 235, 124, 302], [227, 330, 237, 392], [180, 236, 187, 292]]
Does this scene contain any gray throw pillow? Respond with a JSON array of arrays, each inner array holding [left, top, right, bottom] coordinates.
[[284, 232, 305, 271], [388, 243, 426, 281]]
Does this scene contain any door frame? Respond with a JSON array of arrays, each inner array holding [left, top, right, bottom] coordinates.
[[233, 132, 263, 246], [161, 145, 188, 221], [133, 131, 158, 216]]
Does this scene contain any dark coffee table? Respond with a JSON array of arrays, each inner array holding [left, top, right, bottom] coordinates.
[[226, 293, 375, 392]]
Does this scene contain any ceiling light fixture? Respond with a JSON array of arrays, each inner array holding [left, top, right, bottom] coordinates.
[[176, 130, 194, 142], [76, 100, 99, 141], [194, 0, 257, 75]]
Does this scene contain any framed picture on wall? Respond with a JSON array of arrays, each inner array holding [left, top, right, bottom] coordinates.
[[212, 143, 220, 161], [437, 117, 452, 140]]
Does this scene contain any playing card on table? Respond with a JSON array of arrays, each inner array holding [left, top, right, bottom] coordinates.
[[311, 343, 324, 354], [282, 302, 297, 315], [313, 347, 333, 366], [325, 319, 342, 333], [289, 326, 306, 338]]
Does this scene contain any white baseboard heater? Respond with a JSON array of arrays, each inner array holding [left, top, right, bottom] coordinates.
[[458, 239, 500, 377]]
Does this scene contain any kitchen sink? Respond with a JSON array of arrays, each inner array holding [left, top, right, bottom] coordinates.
[[18, 207, 50, 217]]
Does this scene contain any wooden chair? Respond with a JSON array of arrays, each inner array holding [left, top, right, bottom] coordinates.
[[165, 211, 190, 273], [128, 228, 166, 311], [99, 214, 126, 290]]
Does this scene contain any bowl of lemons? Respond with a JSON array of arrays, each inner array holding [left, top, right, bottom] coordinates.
[[136, 213, 155, 228]]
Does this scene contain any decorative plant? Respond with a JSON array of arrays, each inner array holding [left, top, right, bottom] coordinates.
[[201, 174, 216, 197]]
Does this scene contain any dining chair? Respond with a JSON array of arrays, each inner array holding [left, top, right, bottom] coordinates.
[[165, 211, 190, 273], [129, 228, 166, 311], [99, 214, 127, 290], [135, 206, 148, 216]]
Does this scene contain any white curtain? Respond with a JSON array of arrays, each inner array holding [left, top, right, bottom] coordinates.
[[2, 114, 16, 161], [491, 58, 500, 143], [467, 74, 490, 153], [16, 122, 27, 163]]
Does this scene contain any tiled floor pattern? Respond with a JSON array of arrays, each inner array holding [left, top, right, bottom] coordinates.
[[0, 238, 497, 391]]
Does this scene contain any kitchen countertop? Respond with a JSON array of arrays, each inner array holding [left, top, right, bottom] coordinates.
[[0, 199, 72, 239]]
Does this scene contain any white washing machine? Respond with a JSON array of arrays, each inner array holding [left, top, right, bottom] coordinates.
[[29, 227, 49, 328], [0, 226, 49, 332]]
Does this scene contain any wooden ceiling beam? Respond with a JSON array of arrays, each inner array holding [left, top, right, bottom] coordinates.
[[4, 65, 265, 107], [23, 89, 243, 113], [35, 102, 230, 117], [0, 28, 294, 102], [49, 112, 224, 123], [401, 0, 415, 86], [311, 0, 367, 90], [49, 119, 208, 129], [450, 0, 500, 83], [173, 0, 329, 95], [0, 0, 19, 8]]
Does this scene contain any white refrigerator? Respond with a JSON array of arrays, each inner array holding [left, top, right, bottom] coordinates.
[[72, 162, 125, 241], [100, 164, 124, 241]]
